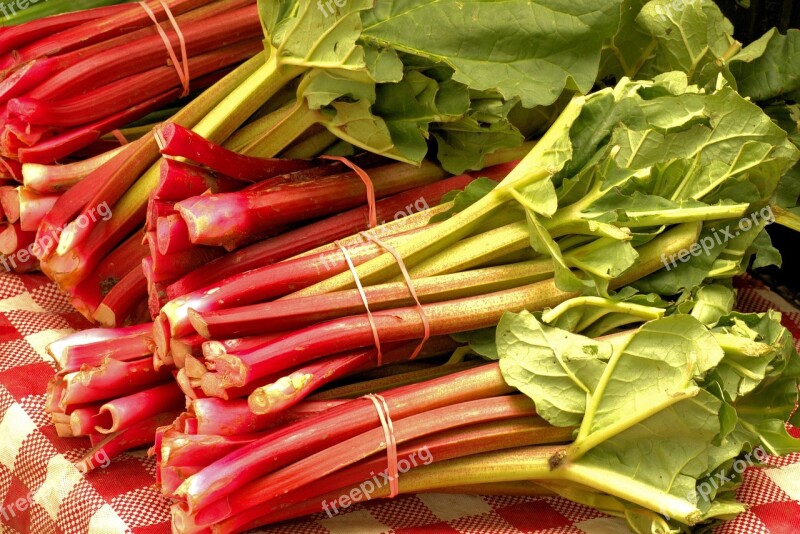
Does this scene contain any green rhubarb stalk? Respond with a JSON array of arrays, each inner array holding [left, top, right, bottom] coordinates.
[[222, 101, 297, 153], [541, 297, 666, 327], [309, 361, 482, 400], [770, 204, 800, 232], [240, 102, 319, 157], [282, 129, 339, 159], [393, 447, 703, 525]]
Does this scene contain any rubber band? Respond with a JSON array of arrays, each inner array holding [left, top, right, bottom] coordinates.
[[110, 130, 129, 146], [364, 393, 399, 498], [361, 231, 431, 360], [321, 156, 378, 229], [335, 241, 384, 366], [139, 1, 190, 98]]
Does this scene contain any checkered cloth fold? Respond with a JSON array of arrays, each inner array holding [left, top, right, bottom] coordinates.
[[1, 272, 798, 534]]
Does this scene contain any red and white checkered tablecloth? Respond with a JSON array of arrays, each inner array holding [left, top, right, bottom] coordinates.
[[1, 271, 798, 534]]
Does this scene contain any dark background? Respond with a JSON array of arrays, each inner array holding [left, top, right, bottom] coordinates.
[[716, 0, 798, 43]]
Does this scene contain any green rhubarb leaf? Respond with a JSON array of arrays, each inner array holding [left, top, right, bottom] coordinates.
[[736, 377, 800, 456], [260, 0, 373, 71], [613, 87, 798, 204], [730, 29, 800, 101], [598, 0, 653, 82], [361, 0, 625, 109], [363, 45, 405, 83], [449, 328, 498, 360], [566, 238, 639, 294], [704, 312, 800, 438], [574, 390, 724, 516], [371, 70, 469, 163], [525, 210, 590, 294], [496, 310, 611, 427], [635, 0, 738, 89], [430, 177, 499, 222], [749, 229, 782, 269], [690, 284, 735, 326], [775, 163, 800, 209], [583, 315, 723, 437], [300, 69, 377, 110], [432, 117, 523, 175], [323, 100, 399, 159], [496, 312, 798, 527]]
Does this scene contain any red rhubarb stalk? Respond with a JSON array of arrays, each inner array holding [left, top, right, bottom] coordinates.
[[175, 160, 450, 247], [161, 432, 267, 468], [146, 232, 225, 283], [25, 4, 260, 102], [161, 236, 412, 339], [96, 382, 185, 434], [246, 337, 460, 413], [17, 88, 182, 164], [59, 323, 154, 373], [69, 405, 112, 437], [165, 192, 454, 297], [206, 276, 577, 390], [61, 357, 171, 406], [10, 42, 261, 129], [40, 53, 271, 288], [34, 136, 146, 258], [0, 185, 19, 222], [93, 265, 150, 328], [0, 0, 255, 104], [47, 324, 152, 370], [0, 222, 36, 272], [157, 123, 314, 182], [171, 335, 206, 367], [22, 145, 126, 193], [17, 187, 58, 231], [218, 417, 569, 533], [190, 398, 346, 436], [154, 160, 243, 201], [68, 231, 150, 316]]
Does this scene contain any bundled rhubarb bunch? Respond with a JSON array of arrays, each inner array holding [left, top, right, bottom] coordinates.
[[145, 73, 800, 531], [158, 305, 800, 533], [0, 0, 264, 274], [0, 0, 262, 164]]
